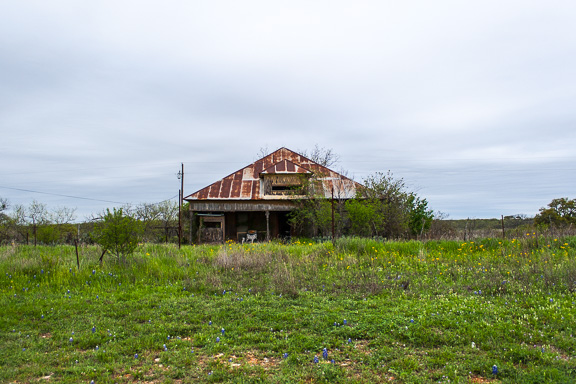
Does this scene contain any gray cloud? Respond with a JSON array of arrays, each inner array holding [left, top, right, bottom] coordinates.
[[1, 1, 575, 220]]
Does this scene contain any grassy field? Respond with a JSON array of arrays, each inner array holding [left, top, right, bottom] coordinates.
[[1, 236, 575, 383]]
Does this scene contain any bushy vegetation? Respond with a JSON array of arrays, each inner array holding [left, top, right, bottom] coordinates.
[[0, 199, 182, 246], [290, 171, 435, 240], [1, 236, 575, 383]]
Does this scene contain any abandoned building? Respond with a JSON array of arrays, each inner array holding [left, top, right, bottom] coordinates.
[[184, 147, 361, 243]]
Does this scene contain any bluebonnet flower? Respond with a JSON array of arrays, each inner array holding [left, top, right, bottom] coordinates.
[[492, 365, 498, 375], [209, 321, 212, 325], [550, 298, 554, 303], [313, 356, 319, 364], [216, 337, 220, 343], [322, 348, 328, 359], [283, 353, 289, 359], [343, 319, 347, 325], [410, 319, 414, 323], [347, 338, 352, 344], [69, 337, 73, 343], [331, 359, 335, 364], [41, 315, 44, 319], [92, 270, 95, 275], [221, 328, 225, 336], [95, 346, 99, 351], [135, 353, 138, 359], [163, 344, 167, 351], [92, 326, 96, 333]]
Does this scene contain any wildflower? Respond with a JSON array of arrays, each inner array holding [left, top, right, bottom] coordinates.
[[313, 356, 319, 363], [216, 337, 220, 343], [347, 338, 352, 344], [92, 326, 96, 333], [163, 344, 167, 351], [209, 321, 212, 325], [492, 365, 498, 375], [343, 319, 347, 325], [135, 353, 138, 359], [322, 348, 328, 359], [69, 337, 73, 343], [221, 328, 225, 336], [283, 353, 289, 359]]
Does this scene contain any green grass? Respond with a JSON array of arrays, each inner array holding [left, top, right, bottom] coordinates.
[[1, 236, 575, 383]]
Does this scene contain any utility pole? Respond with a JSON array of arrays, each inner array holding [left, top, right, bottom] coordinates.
[[177, 163, 184, 249], [331, 186, 335, 243]]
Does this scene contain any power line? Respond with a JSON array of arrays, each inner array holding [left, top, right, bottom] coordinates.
[[0, 185, 180, 207], [0, 185, 127, 204]]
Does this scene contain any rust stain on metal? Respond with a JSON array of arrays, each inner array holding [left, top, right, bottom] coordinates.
[[184, 147, 361, 202]]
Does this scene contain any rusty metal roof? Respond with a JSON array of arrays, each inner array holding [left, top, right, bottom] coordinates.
[[184, 147, 361, 201]]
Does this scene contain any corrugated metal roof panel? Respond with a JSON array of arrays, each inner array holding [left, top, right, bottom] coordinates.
[[184, 147, 362, 201]]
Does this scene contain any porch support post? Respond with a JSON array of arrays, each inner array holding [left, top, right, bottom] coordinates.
[[265, 210, 270, 241]]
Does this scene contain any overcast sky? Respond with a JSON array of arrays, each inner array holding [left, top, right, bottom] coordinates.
[[1, 1, 575, 221]]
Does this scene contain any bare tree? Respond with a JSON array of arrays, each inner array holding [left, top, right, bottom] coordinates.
[[298, 144, 340, 168], [51, 206, 77, 225], [27, 200, 49, 246], [135, 202, 162, 242], [156, 200, 179, 242], [256, 145, 340, 168]]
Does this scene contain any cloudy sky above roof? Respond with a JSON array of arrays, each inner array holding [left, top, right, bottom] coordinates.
[[1, 0, 575, 221]]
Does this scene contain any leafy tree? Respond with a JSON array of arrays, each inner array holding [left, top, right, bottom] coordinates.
[[344, 172, 434, 239], [534, 198, 576, 227], [407, 194, 434, 238], [345, 198, 383, 237], [360, 171, 410, 238], [0, 197, 7, 214], [91, 208, 143, 263]]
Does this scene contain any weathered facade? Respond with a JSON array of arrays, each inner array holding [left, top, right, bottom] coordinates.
[[184, 147, 361, 243]]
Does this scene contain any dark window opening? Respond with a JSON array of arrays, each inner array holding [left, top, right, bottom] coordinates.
[[270, 185, 303, 195]]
